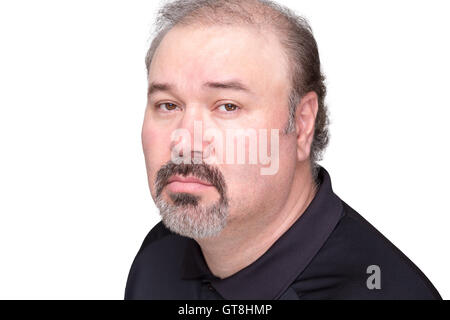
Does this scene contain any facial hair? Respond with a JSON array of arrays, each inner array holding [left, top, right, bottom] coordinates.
[[154, 160, 229, 239]]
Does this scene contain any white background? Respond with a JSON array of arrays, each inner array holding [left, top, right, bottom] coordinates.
[[0, 0, 448, 299]]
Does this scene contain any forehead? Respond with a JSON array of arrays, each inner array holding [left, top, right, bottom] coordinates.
[[148, 24, 289, 95]]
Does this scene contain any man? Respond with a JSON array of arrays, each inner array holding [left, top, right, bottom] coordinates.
[[125, 0, 441, 300]]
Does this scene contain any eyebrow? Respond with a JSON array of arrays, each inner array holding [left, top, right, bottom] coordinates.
[[147, 79, 253, 98]]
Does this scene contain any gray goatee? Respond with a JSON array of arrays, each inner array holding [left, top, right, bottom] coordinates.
[[154, 160, 229, 239]]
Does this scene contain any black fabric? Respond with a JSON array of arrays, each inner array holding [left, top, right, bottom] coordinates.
[[124, 166, 442, 300]]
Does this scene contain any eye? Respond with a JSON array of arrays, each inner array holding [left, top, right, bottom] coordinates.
[[217, 103, 240, 113], [156, 102, 179, 112]]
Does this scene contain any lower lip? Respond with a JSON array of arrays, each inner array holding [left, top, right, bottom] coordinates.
[[166, 181, 214, 193]]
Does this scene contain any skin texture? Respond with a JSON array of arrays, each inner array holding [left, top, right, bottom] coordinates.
[[142, 24, 319, 279]]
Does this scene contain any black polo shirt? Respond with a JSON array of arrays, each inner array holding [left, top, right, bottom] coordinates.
[[124, 166, 441, 300]]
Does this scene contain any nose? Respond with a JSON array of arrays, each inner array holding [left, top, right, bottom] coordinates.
[[170, 105, 212, 163]]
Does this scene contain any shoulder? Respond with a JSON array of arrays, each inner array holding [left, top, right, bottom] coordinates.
[[124, 221, 188, 299], [135, 221, 173, 256], [130, 220, 188, 264], [298, 201, 442, 300]]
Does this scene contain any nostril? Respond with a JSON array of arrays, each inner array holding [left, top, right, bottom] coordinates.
[[191, 150, 204, 164]]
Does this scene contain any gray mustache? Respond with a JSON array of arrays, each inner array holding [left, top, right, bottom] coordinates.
[[155, 160, 228, 205]]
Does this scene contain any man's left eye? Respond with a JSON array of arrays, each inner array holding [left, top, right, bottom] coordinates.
[[217, 103, 240, 112]]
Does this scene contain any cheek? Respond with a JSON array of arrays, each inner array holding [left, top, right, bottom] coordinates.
[[141, 121, 173, 172], [142, 124, 173, 198], [142, 121, 168, 153], [141, 116, 155, 151], [224, 139, 295, 214], [141, 126, 152, 153], [223, 166, 276, 223]]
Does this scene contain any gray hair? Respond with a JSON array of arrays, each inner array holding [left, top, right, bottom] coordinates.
[[145, 0, 330, 183]]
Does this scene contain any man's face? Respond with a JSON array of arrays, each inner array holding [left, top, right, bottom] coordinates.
[[142, 24, 298, 239]]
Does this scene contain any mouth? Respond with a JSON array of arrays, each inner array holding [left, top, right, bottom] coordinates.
[[166, 175, 214, 193]]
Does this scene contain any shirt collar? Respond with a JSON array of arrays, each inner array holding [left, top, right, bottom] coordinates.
[[180, 165, 345, 299]]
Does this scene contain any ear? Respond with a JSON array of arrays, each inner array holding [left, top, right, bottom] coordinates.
[[294, 91, 319, 162]]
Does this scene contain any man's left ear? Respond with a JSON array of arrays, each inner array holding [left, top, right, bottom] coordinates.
[[295, 91, 319, 162]]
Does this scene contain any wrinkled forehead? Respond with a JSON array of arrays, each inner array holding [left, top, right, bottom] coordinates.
[[148, 24, 290, 96]]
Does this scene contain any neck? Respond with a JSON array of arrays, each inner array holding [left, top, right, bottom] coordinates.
[[195, 163, 318, 279]]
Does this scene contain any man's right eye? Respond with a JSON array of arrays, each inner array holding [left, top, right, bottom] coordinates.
[[156, 103, 179, 112]]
